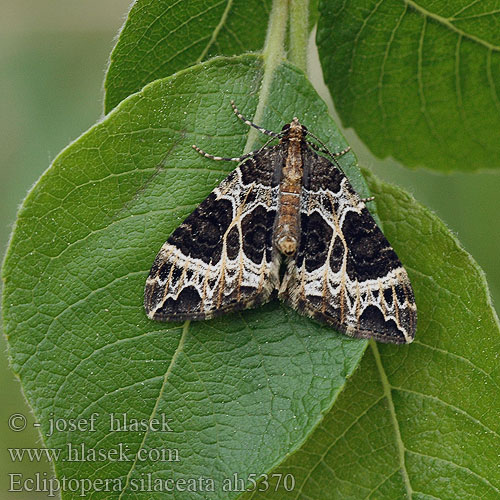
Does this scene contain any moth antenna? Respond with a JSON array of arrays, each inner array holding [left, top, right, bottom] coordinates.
[[306, 132, 351, 162], [231, 100, 280, 138]]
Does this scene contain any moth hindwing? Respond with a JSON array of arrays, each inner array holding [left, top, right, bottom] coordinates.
[[144, 103, 417, 344]]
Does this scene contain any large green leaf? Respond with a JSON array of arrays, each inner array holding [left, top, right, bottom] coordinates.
[[104, 0, 273, 112], [317, 0, 500, 172], [2, 55, 372, 499], [241, 172, 500, 499]]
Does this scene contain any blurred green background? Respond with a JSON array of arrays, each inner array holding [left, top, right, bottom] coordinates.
[[1, 1, 498, 497], [0, 1, 131, 496]]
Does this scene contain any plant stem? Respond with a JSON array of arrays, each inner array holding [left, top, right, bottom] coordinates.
[[244, 0, 288, 152], [289, 0, 309, 73]]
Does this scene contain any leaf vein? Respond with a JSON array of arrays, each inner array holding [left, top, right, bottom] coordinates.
[[378, 3, 408, 126], [293, 394, 386, 499], [407, 449, 500, 492], [412, 340, 500, 391], [371, 340, 413, 498], [53, 326, 180, 406], [118, 321, 190, 498], [367, 469, 400, 498], [404, 0, 500, 51], [417, 16, 444, 147], [393, 386, 500, 439], [196, 0, 234, 62], [348, 0, 386, 101], [486, 48, 500, 113]]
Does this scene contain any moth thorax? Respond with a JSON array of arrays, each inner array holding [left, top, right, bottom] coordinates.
[[288, 117, 303, 140], [277, 235, 297, 256]]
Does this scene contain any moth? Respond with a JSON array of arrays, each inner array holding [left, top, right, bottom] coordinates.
[[144, 102, 417, 343]]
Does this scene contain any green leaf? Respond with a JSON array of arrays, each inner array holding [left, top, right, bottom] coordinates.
[[240, 172, 500, 499], [104, 0, 273, 113], [2, 55, 370, 499], [308, 0, 320, 31], [317, 0, 500, 172]]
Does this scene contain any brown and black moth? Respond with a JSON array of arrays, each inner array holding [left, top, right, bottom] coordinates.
[[144, 102, 417, 344]]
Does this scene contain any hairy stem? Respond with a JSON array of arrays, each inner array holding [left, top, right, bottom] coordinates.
[[244, 0, 288, 152], [289, 0, 309, 72]]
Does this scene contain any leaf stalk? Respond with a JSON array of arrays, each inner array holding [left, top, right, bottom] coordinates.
[[244, 0, 288, 152], [289, 0, 309, 72]]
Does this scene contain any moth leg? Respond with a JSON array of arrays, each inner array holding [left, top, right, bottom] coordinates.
[[231, 100, 280, 138], [192, 135, 277, 163]]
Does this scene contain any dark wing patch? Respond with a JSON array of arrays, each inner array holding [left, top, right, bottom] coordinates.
[[144, 145, 285, 321], [279, 148, 417, 343]]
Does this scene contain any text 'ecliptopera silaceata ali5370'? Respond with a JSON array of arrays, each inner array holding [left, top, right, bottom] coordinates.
[[144, 102, 417, 344]]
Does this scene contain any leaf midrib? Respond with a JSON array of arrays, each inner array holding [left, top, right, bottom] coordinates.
[[371, 340, 413, 498], [109, 7, 291, 484], [196, 0, 234, 63], [118, 321, 190, 498]]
